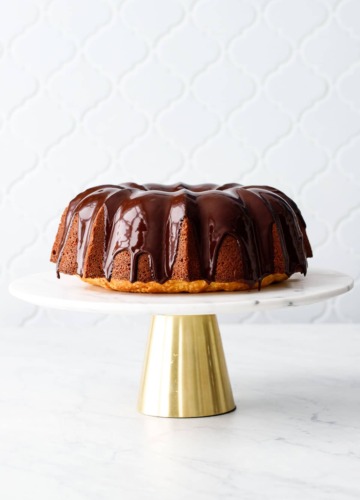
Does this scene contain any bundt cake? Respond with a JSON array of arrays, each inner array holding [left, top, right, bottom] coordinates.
[[50, 183, 312, 293]]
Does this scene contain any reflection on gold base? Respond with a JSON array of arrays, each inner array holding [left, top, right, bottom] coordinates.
[[138, 315, 236, 418]]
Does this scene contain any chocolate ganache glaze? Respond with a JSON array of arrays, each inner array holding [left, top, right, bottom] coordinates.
[[54, 182, 312, 287]]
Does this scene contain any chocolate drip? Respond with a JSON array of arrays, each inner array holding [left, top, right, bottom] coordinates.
[[55, 183, 311, 286]]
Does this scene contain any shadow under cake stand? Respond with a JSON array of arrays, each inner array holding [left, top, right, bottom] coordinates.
[[9, 269, 353, 419]]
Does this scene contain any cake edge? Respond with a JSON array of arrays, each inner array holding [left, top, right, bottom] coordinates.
[[80, 273, 289, 293]]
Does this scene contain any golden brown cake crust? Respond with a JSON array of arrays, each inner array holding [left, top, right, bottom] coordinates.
[[81, 273, 289, 293]]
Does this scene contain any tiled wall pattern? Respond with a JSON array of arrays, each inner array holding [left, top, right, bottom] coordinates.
[[1, 0, 359, 327]]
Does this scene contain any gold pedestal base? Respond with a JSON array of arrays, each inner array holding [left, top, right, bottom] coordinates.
[[138, 315, 236, 418]]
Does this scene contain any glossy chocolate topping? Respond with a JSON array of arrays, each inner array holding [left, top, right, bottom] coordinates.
[[56, 183, 312, 285]]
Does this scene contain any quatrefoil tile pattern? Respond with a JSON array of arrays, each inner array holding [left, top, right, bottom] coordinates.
[[1, 0, 359, 327]]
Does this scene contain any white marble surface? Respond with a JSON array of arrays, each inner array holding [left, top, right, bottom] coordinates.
[[9, 269, 354, 315], [0, 323, 360, 499]]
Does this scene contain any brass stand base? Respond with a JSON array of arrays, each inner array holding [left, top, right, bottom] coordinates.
[[138, 315, 236, 418]]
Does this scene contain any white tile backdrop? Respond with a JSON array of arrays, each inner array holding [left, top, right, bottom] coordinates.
[[1, 0, 359, 327]]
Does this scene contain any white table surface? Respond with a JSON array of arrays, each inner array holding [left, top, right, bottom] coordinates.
[[0, 323, 359, 500]]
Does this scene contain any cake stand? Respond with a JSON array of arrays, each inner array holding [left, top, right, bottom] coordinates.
[[9, 269, 353, 419]]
